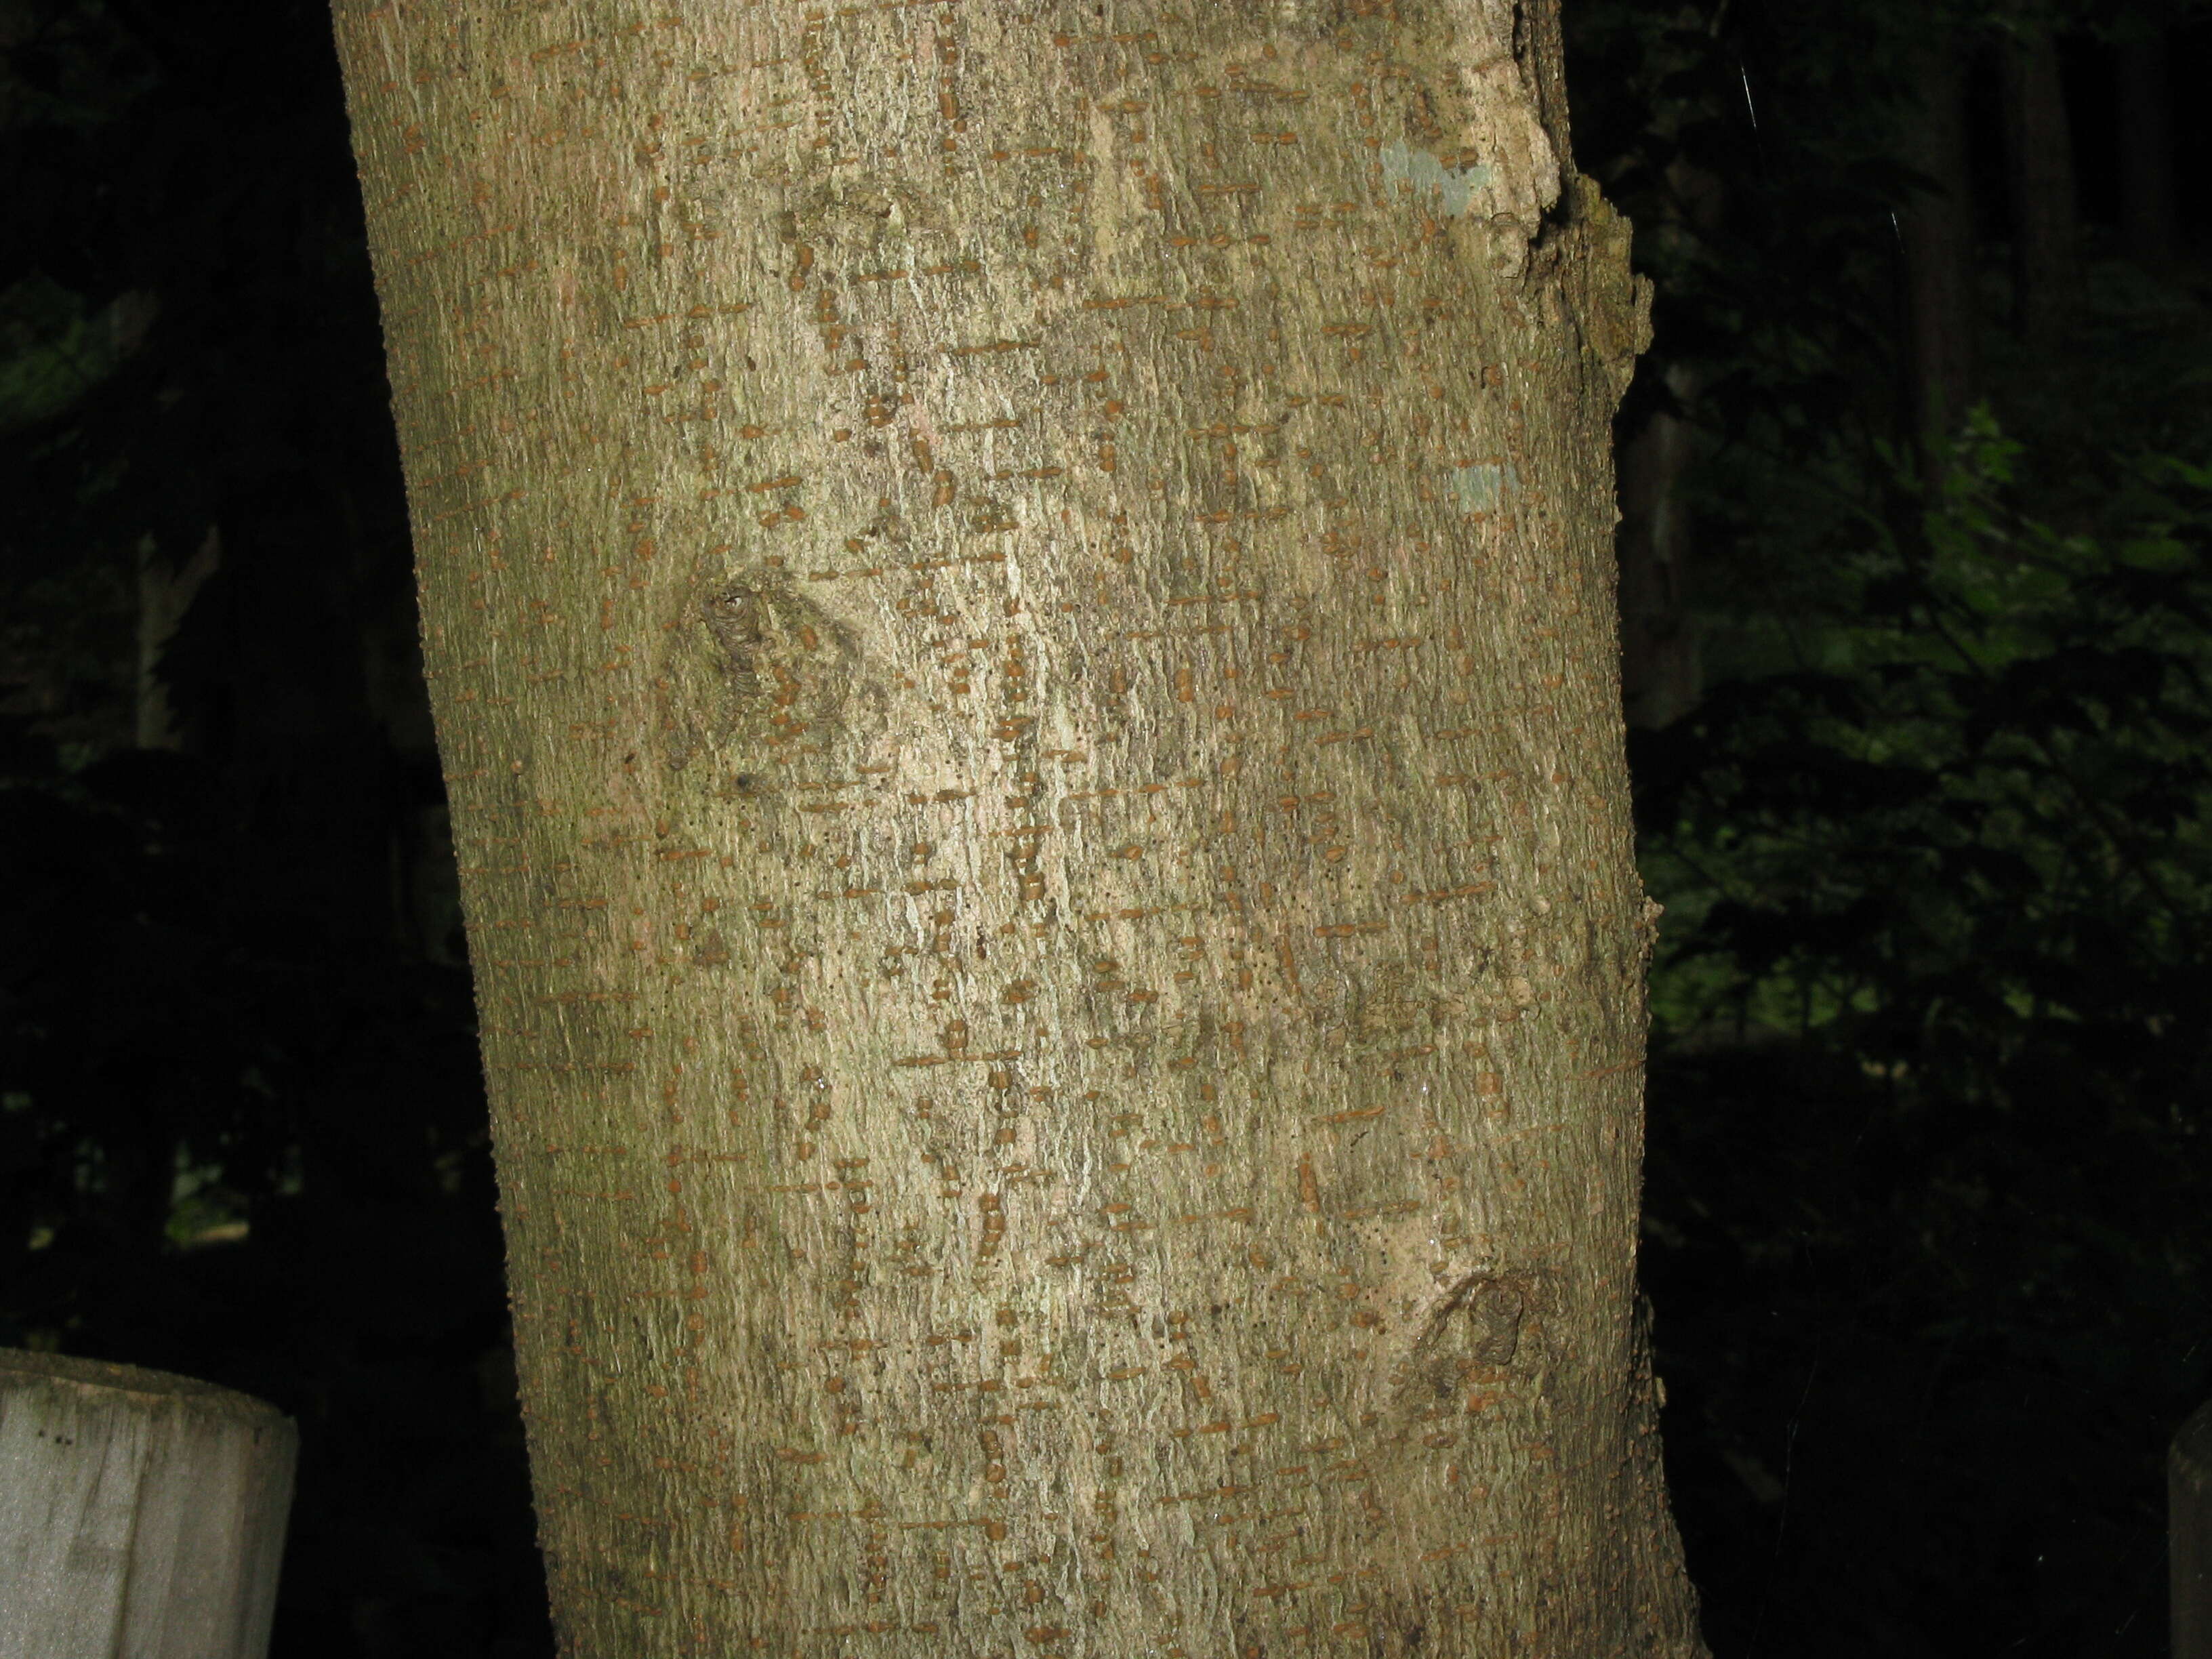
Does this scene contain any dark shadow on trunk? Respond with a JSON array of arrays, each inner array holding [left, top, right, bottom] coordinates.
[[1898, 37, 1979, 455]]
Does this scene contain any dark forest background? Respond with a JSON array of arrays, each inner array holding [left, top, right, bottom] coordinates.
[[3, 1, 2209, 1653]]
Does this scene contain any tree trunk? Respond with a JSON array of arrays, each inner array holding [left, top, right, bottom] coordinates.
[[1616, 365, 1699, 731], [0, 1349, 295, 1659], [328, 3, 1703, 1654], [2001, 22, 2081, 350], [2116, 30, 2178, 272], [1897, 38, 1978, 449]]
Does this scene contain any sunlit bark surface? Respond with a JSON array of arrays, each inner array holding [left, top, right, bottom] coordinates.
[[331, 2, 1701, 1653]]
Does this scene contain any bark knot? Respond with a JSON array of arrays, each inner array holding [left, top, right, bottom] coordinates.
[[659, 568, 864, 774], [1379, 1269, 1536, 1429]]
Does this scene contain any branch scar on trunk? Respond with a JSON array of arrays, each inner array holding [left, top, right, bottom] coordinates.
[[1389, 1269, 1531, 1417], [659, 569, 865, 777]]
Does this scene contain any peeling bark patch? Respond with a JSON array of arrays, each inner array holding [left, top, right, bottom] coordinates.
[[1425, 1271, 1526, 1368]]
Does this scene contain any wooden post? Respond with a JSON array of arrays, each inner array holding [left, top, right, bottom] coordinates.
[[0, 1349, 296, 1659], [2180, 1399, 2212, 1659]]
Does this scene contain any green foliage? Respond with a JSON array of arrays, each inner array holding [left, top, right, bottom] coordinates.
[[1645, 412, 2212, 1058], [1628, 430, 2212, 1655], [1574, 0, 2212, 1650]]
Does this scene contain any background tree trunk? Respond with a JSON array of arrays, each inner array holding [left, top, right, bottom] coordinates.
[[2001, 22, 2081, 351], [1898, 38, 1979, 450], [329, 2, 1702, 1654], [1616, 150, 1719, 733], [2180, 1399, 2212, 1659], [1617, 363, 1700, 731], [2115, 29, 2179, 272]]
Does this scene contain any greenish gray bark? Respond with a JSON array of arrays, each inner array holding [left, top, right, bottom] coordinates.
[[329, 2, 1704, 1653]]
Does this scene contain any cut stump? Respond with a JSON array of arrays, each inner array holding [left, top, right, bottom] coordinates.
[[0, 1348, 295, 1659]]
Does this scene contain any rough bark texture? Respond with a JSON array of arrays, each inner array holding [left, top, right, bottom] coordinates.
[[329, 3, 1702, 1654], [2001, 23, 2080, 351], [1899, 38, 1978, 448]]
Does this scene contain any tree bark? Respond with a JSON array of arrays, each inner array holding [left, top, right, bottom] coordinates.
[[2001, 22, 2081, 350], [2115, 30, 2178, 272], [328, 3, 1702, 1654], [1898, 37, 1978, 449]]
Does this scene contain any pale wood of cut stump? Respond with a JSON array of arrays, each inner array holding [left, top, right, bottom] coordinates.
[[0, 1348, 296, 1659]]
